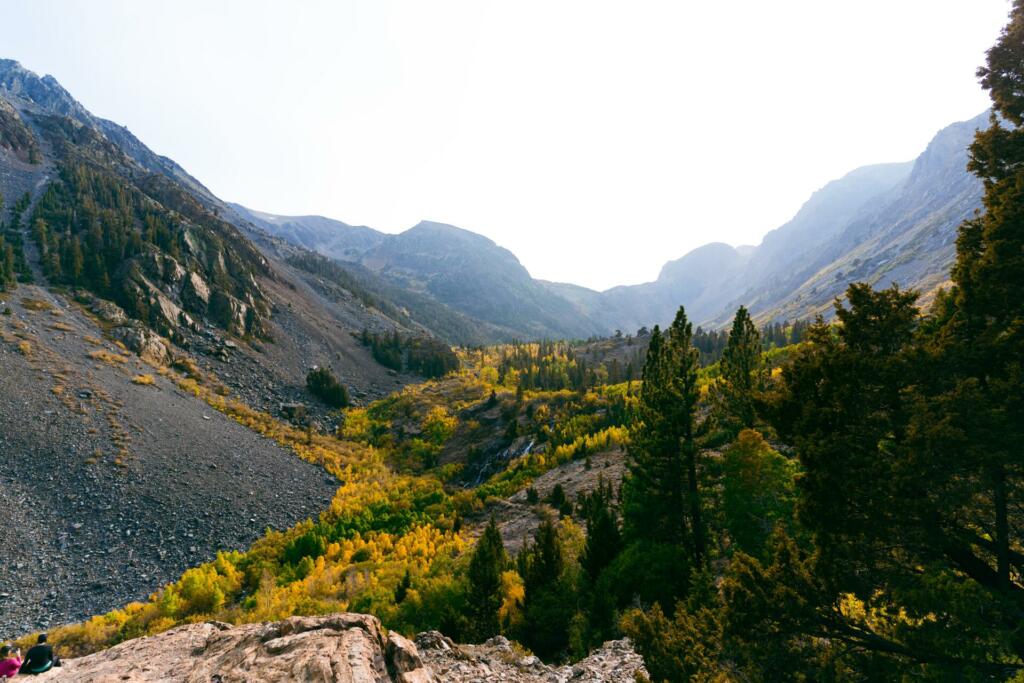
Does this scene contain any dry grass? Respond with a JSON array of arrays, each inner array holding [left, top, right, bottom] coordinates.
[[20, 298, 53, 312], [131, 374, 156, 386], [87, 349, 128, 365], [172, 357, 201, 379], [50, 322, 74, 332], [17, 340, 32, 356], [51, 385, 65, 396], [84, 336, 104, 346]]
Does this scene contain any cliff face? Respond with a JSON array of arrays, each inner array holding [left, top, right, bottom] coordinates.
[[34, 612, 647, 682]]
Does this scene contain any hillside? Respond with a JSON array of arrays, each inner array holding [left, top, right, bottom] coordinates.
[[0, 58, 464, 406], [0, 59, 465, 635]]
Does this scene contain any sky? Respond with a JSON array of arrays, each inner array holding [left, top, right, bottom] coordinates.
[[0, 1, 1011, 290]]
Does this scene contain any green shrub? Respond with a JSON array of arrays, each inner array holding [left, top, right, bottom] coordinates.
[[306, 367, 349, 408]]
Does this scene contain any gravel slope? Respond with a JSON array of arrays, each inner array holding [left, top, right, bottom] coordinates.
[[0, 284, 337, 639]]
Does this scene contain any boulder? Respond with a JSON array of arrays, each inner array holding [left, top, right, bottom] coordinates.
[[387, 632, 432, 683], [114, 324, 169, 365], [87, 297, 128, 326]]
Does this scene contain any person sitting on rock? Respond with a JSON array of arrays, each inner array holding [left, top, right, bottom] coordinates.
[[18, 635, 59, 675], [0, 644, 22, 680]]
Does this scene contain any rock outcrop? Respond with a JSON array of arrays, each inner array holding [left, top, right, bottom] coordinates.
[[34, 613, 646, 682], [112, 323, 170, 365], [416, 631, 648, 682], [37, 613, 432, 683]]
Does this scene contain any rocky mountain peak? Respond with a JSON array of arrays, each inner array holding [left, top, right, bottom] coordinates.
[[0, 59, 92, 123]]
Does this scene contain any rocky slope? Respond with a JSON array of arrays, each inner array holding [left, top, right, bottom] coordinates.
[[0, 59, 439, 640], [0, 59, 438, 404], [33, 613, 646, 682], [0, 284, 338, 639]]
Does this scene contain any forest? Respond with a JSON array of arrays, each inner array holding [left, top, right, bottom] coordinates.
[[12, 5, 1024, 681]]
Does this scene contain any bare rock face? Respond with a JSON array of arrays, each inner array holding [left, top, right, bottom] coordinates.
[[33, 613, 645, 682], [38, 613, 433, 683], [182, 270, 212, 312]]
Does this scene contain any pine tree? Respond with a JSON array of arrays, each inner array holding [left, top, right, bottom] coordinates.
[[466, 517, 506, 641], [621, 326, 687, 545], [621, 305, 707, 601], [394, 569, 412, 604], [519, 518, 573, 659], [666, 307, 705, 567], [579, 477, 621, 583], [718, 305, 763, 430]]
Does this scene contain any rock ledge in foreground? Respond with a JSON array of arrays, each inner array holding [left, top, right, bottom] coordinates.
[[36, 612, 646, 682]]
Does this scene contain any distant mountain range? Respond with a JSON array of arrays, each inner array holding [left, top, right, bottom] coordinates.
[[0, 56, 986, 346], [238, 111, 985, 338]]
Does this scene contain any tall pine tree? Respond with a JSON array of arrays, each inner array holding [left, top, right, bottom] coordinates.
[[466, 517, 507, 642], [718, 305, 763, 431], [622, 306, 706, 575]]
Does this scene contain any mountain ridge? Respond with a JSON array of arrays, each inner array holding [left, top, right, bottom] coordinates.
[[242, 111, 985, 335]]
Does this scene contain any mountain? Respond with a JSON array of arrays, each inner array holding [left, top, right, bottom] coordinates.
[[241, 113, 986, 336], [710, 114, 986, 325], [238, 208, 609, 340], [230, 204, 386, 259], [0, 59, 456, 635], [0, 57, 461, 394]]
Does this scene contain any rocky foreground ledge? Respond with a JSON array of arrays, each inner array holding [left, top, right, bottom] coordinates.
[[36, 612, 648, 682]]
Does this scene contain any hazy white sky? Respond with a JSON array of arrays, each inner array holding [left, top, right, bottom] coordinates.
[[0, 1, 1010, 290]]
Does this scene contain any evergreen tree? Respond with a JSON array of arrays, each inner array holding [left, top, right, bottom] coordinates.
[[466, 518, 506, 641], [519, 519, 573, 659], [394, 569, 412, 604], [306, 367, 350, 408], [769, 278, 1024, 671], [618, 306, 705, 621], [718, 305, 763, 430], [577, 478, 622, 643], [940, 0, 1024, 601], [665, 307, 705, 568], [578, 477, 621, 583], [621, 326, 687, 546]]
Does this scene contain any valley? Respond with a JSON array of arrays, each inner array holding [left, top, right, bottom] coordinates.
[[0, 3, 1021, 677]]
